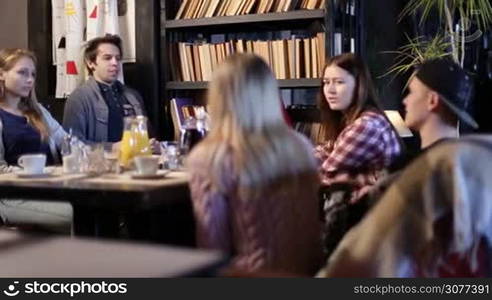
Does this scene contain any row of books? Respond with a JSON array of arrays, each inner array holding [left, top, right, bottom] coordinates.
[[175, 0, 326, 20], [168, 32, 325, 82]]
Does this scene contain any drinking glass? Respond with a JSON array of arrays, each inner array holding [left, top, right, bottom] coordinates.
[[103, 143, 120, 174], [81, 143, 106, 174], [160, 141, 181, 170]]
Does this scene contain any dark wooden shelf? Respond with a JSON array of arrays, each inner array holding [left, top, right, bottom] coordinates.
[[165, 79, 321, 90], [166, 81, 208, 90], [279, 78, 321, 88], [164, 9, 325, 29]]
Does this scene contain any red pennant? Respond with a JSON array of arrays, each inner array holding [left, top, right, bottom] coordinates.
[[66, 61, 78, 75], [89, 5, 97, 18]]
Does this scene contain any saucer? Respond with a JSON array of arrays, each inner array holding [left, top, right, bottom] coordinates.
[[15, 169, 56, 178], [131, 170, 170, 180]]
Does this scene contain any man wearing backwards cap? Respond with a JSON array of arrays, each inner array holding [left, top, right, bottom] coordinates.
[[403, 58, 478, 149]]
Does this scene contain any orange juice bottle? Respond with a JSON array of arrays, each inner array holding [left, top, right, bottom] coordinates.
[[119, 117, 136, 167], [134, 115, 151, 156]]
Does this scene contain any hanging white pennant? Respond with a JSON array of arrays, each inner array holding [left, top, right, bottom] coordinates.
[[86, 0, 104, 41], [64, 0, 86, 95], [103, 0, 119, 35], [53, 0, 137, 94]]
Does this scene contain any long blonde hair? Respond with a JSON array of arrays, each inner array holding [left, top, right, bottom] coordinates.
[[199, 53, 319, 200], [0, 48, 49, 140]]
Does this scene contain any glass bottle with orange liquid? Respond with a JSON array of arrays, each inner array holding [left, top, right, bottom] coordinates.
[[119, 116, 151, 168], [119, 117, 136, 168], [133, 115, 152, 156]]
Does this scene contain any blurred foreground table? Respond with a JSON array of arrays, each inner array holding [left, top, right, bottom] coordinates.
[[0, 229, 225, 277]]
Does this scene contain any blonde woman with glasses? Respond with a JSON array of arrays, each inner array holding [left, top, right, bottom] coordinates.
[[186, 53, 323, 275]]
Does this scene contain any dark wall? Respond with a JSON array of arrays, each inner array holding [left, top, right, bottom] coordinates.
[[473, 29, 492, 133], [0, 0, 28, 48], [28, 0, 54, 108], [363, 0, 412, 110], [125, 1, 161, 138]]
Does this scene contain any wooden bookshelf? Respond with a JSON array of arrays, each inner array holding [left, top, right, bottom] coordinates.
[[160, 0, 362, 139], [166, 81, 209, 90], [164, 9, 325, 29]]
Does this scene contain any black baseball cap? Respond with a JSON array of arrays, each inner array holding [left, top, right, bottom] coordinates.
[[415, 59, 478, 129]]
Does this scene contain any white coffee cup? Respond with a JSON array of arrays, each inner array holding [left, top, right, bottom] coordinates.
[[134, 155, 160, 175], [18, 154, 46, 174]]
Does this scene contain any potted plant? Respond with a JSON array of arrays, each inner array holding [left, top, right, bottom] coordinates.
[[386, 0, 492, 77]]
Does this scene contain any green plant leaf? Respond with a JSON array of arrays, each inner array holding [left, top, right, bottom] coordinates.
[[380, 35, 452, 81], [400, 0, 492, 29]]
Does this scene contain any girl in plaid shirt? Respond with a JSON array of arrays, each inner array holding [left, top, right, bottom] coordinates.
[[314, 53, 402, 203], [314, 53, 402, 258]]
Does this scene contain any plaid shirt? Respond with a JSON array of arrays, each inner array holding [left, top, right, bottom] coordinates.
[[314, 110, 401, 202]]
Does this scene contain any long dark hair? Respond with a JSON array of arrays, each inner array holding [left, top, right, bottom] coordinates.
[[318, 53, 382, 142]]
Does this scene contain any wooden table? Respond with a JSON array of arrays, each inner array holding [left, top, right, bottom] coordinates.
[[0, 229, 225, 277], [0, 169, 194, 241]]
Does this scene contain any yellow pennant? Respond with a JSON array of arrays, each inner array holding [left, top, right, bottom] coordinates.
[[65, 2, 76, 16]]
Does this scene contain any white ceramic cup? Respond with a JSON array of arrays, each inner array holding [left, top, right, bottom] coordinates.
[[17, 154, 46, 174], [134, 155, 160, 175]]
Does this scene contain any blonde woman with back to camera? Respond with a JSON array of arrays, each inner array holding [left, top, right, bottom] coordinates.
[[186, 53, 323, 275]]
